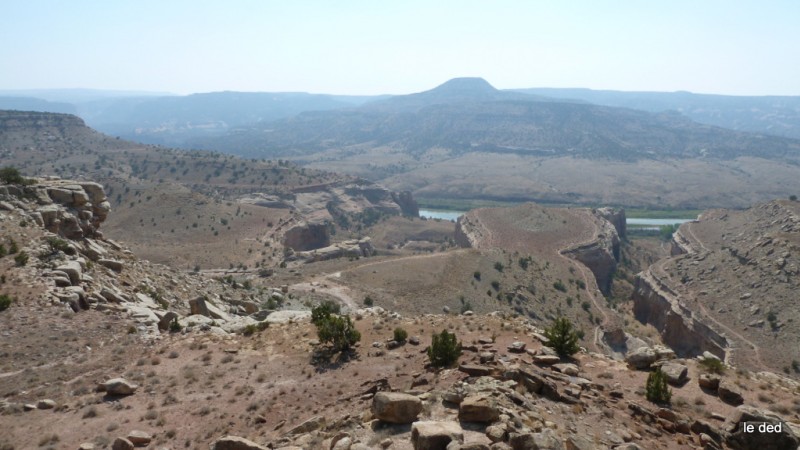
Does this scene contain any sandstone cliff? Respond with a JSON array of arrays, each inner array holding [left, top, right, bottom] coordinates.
[[560, 212, 621, 295]]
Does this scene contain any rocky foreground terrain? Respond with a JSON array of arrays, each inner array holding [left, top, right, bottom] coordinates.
[[2, 177, 800, 449]]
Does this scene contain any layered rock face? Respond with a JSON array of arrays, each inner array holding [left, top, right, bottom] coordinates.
[[0, 110, 87, 130], [0, 179, 111, 239], [293, 238, 375, 263], [282, 223, 331, 251], [561, 209, 622, 296], [632, 270, 728, 359], [391, 190, 419, 217], [632, 200, 800, 371]]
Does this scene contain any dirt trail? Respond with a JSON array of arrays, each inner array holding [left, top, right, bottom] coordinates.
[[289, 250, 470, 310]]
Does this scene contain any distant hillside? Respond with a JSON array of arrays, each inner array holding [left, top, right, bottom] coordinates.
[[0, 89, 385, 147], [78, 91, 381, 146], [0, 110, 412, 268], [515, 87, 800, 140], [0, 96, 77, 115], [192, 78, 800, 209]]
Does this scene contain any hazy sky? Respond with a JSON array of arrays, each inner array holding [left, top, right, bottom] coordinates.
[[2, 0, 799, 96]]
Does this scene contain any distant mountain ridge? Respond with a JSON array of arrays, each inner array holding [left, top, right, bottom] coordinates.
[[516, 87, 800, 139], [195, 77, 800, 162]]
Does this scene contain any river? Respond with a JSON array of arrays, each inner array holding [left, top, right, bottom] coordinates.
[[419, 209, 693, 227]]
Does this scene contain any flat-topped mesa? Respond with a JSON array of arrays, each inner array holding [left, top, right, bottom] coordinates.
[[0, 110, 87, 130], [0, 178, 111, 240]]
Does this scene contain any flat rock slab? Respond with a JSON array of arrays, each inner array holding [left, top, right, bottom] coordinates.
[[411, 421, 464, 450]]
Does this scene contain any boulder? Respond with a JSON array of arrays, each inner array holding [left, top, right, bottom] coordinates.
[[127, 430, 152, 446], [534, 355, 561, 365], [189, 296, 211, 317], [372, 392, 422, 424], [447, 444, 489, 450], [659, 362, 688, 385], [726, 406, 799, 450], [100, 286, 127, 303], [718, 381, 744, 406], [286, 415, 325, 435], [411, 421, 464, 450], [56, 261, 82, 286], [458, 364, 492, 377], [552, 363, 579, 376], [98, 259, 124, 272], [699, 374, 721, 391], [111, 438, 134, 450], [157, 311, 180, 331], [36, 399, 56, 409], [211, 436, 269, 450], [458, 395, 500, 423], [507, 341, 526, 353], [101, 378, 138, 396], [509, 429, 564, 450], [625, 347, 657, 369]]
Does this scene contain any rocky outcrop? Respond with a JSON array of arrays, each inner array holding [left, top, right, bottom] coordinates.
[[669, 227, 695, 256], [632, 270, 727, 359], [282, 222, 331, 251], [391, 191, 420, 217], [0, 178, 110, 239], [597, 207, 626, 240], [293, 238, 375, 263], [211, 436, 269, 450], [561, 212, 621, 295], [372, 392, 423, 424], [454, 214, 488, 248], [725, 406, 799, 450]]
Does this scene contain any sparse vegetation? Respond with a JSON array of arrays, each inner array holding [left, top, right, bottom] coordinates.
[[169, 317, 182, 333], [645, 369, 672, 404], [544, 317, 579, 357], [699, 357, 726, 374], [0, 294, 13, 312], [14, 251, 28, 267], [393, 327, 408, 342], [0, 166, 32, 185], [427, 330, 462, 367], [311, 302, 360, 352]]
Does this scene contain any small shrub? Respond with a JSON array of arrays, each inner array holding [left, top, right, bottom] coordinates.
[[460, 300, 473, 314], [13, 251, 28, 267], [473, 271, 481, 280], [646, 369, 672, 404], [0, 294, 12, 312], [169, 317, 182, 333], [553, 280, 567, 292], [45, 236, 70, 254], [393, 327, 408, 342], [544, 317, 579, 357], [0, 166, 28, 185], [490, 280, 500, 291], [790, 195, 798, 201], [581, 301, 591, 312], [363, 296, 374, 307], [311, 302, 360, 352], [242, 324, 258, 336], [427, 330, 461, 367], [0, 243, 6, 257], [494, 262, 504, 272], [698, 357, 726, 374]]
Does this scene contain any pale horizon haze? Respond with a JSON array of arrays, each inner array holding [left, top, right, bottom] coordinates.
[[1, 0, 799, 96]]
